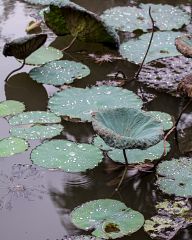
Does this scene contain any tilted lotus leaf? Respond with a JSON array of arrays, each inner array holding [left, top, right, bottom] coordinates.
[[92, 108, 164, 149], [3, 34, 47, 59]]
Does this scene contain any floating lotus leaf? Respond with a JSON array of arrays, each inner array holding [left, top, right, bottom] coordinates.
[[146, 111, 174, 131], [0, 137, 28, 157], [29, 60, 90, 86], [93, 136, 112, 151], [44, 1, 120, 49], [157, 158, 192, 197], [62, 236, 101, 240], [24, 0, 69, 5], [138, 56, 192, 94], [71, 199, 144, 239], [120, 31, 181, 64], [24, 46, 63, 65], [9, 111, 61, 125], [177, 74, 192, 97], [31, 140, 103, 172], [10, 124, 63, 140], [3, 34, 47, 59], [144, 199, 192, 239], [92, 108, 164, 149], [101, 4, 190, 32], [0, 100, 25, 117], [48, 86, 142, 122], [175, 34, 192, 58], [108, 141, 170, 164]]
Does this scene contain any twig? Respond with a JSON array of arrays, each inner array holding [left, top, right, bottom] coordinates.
[[61, 36, 77, 52], [134, 6, 155, 79], [5, 59, 26, 82], [123, 149, 128, 165]]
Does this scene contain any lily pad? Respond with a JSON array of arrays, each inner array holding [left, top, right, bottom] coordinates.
[[24, 0, 69, 5], [156, 158, 192, 197], [29, 60, 90, 86], [31, 140, 103, 172], [71, 199, 144, 239], [120, 31, 182, 64], [44, 1, 119, 49], [10, 124, 63, 140], [3, 34, 47, 59], [62, 236, 101, 240], [9, 111, 61, 125], [93, 136, 112, 151], [24, 46, 63, 65], [107, 141, 170, 164], [175, 34, 192, 58], [0, 137, 28, 157], [101, 4, 190, 32], [138, 55, 192, 94], [144, 199, 192, 239], [146, 111, 174, 131], [0, 100, 25, 117], [48, 86, 142, 122], [92, 108, 164, 149]]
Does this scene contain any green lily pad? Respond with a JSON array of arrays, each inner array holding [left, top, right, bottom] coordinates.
[[48, 86, 142, 122], [24, 46, 63, 65], [92, 108, 164, 149], [93, 136, 112, 151], [138, 55, 192, 94], [71, 199, 144, 239], [3, 34, 47, 59], [31, 140, 103, 172], [156, 158, 192, 197], [101, 4, 190, 32], [0, 137, 28, 157], [29, 60, 90, 86], [146, 111, 174, 131], [0, 100, 25, 117], [9, 111, 61, 125], [10, 124, 63, 140], [175, 34, 192, 58], [120, 31, 182, 64], [108, 141, 170, 164], [44, 1, 119, 49], [24, 0, 69, 5]]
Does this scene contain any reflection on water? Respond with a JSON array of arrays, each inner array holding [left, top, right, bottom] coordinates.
[[5, 72, 48, 111], [0, 0, 192, 239]]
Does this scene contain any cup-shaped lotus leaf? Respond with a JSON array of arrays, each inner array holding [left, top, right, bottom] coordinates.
[[3, 34, 47, 59], [92, 108, 164, 149], [44, 1, 119, 49], [175, 34, 192, 58]]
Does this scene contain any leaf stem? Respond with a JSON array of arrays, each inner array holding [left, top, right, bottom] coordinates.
[[134, 6, 155, 79], [61, 36, 77, 52], [5, 59, 26, 82], [123, 149, 128, 165], [115, 166, 128, 192]]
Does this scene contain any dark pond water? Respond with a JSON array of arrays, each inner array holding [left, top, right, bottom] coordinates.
[[0, 0, 192, 240]]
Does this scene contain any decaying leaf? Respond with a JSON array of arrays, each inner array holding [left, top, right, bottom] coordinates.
[[177, 74, 192, 97], [175, 34, 192, 58]]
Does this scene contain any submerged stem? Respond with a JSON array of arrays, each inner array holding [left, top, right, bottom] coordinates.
[[5, 59, 26, 82], [115, 165, 128, 192], [61, 36, 77, 52]]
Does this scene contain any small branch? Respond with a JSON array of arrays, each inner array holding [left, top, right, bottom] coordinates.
[[61, 36, 77, 52], [5, 59, 26, 82], [134, 6, 155, 79]]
